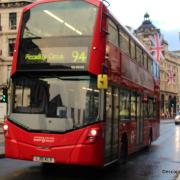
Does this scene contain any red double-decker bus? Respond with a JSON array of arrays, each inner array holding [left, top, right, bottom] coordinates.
[[3, 0, 160, 167]]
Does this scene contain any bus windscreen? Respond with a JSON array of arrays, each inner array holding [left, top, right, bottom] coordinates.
[[10, 76, 100, 132]]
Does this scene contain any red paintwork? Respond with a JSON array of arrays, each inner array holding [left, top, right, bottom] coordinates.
[[119, 120, 137, 154], [88, 3, 106, 74], [107, 42, 160, 156], [4, 120, 104, 166]]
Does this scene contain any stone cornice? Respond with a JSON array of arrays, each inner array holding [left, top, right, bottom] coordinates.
[[0, 31, 17, 36], [0, 1, 31, 8], [0, 61, 12, 65]]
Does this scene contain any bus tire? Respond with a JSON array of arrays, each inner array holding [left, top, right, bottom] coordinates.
[[119, 136, 128, 164]]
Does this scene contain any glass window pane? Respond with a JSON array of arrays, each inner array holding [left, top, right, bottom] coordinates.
[[9, 12, 17, 29], [148, 98, 154, 118], [143, 100, 148, 118], [106, 87, 112, 119], [120, 30, 129, 55], [130, 40, 136, 60], [137, 96, 141, 118], [23, 2, 97, 38], [23, 88, 31, 107], [143, 53, 148, 69], [131, 93, 136, 118], [8, 38, 15, 56], [108, 19, 118, 47], [136, 46, 143, 64], [113, 88, 119, 120], [148, 57, 152, 73], [153, 101, 157, 118], [11, 76, 100, 131], [120, 89, 130, 119], [14, 85, 23, 108]]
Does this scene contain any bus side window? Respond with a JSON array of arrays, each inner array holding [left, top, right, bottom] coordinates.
[[143, 100, 148, 119], [143, 53, 148, 70], [136, 46, 143, 65], [106, 87, 112, 119], [131, 92, 136, 119], [153, 100, 158, 118], [148, 98, 154, 119], [148, 57, 152, 73], [108, 19, 118, 47], [130, 40, 136, 60], [119, 29, 130, 56], [119, 89, 130, 120], [113, 87, 119, 121]]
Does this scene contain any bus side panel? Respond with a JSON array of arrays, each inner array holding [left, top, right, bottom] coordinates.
[[88, 3, 106, 75], [143, 120, 151, 145], [68, 141, 104, 166], [119, 120, 137, 155], [143, 119, 160, 145]]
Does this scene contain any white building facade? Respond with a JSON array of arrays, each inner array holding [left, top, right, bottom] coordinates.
[[0, 0, 33, 121], [0, 0, 33, 89]]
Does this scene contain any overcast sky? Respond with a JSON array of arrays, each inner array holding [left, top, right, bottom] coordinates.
[[109, 0, 180, 51]]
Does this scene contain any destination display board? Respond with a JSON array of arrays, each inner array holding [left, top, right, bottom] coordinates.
[[17, 36, 91, 71], [17, 45, 89, 70], [24, 47, 88, 64]]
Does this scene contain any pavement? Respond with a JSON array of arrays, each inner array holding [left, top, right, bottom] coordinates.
[[0, 119, 175, 158], [160, 118, 175, 124]]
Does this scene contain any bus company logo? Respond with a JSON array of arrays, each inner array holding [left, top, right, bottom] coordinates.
[[33, 136, 55, 143]]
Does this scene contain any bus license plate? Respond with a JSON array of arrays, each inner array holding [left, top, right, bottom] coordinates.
[[33, 156, 55, 163]]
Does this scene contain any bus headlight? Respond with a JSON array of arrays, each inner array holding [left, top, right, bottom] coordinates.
[[90, 129, 97, 136], [3, 124, 9, 136], [3, 124, 8, 131], [84, 128, 101, 144]]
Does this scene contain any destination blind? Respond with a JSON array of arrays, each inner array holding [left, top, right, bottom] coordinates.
[[24, 47, 88, 64], [18, 46, 89, 70]]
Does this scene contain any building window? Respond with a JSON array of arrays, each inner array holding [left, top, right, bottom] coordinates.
[[9, 13, 17, 30], [8, 39, 15, 56]]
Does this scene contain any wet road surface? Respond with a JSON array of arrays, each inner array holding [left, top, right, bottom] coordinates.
[[0, 122, 180, 180]]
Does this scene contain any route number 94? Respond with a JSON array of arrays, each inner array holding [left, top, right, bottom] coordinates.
[[72, 51, 87, 63]]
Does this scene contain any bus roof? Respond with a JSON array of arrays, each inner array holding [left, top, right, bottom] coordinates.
[[23, 0, 101, 12]]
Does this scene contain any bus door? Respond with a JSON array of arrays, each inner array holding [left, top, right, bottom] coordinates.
[[136, 94, 143, 145], [104, 87, 119, 163]]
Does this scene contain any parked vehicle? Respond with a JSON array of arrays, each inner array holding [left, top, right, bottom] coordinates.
[[175, 112, 180, 124]]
